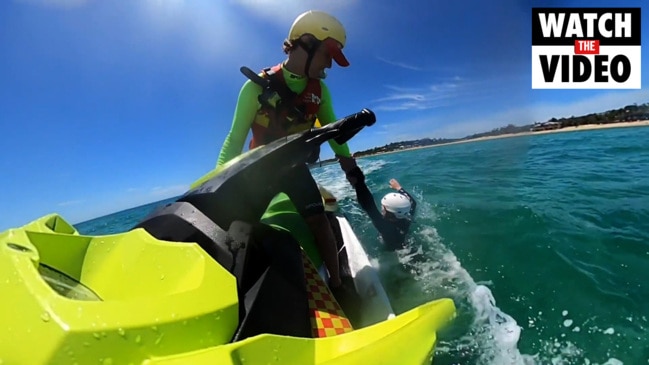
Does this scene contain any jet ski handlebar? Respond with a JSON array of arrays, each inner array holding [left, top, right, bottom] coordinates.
[[304, 108, 376, 147]]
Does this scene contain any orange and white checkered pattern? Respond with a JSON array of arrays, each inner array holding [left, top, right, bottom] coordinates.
[[301, 251, 353, 337]]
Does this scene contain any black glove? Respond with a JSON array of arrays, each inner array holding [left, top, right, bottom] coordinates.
[[337, 155, 358, 173], [345, 166, 365, 187]]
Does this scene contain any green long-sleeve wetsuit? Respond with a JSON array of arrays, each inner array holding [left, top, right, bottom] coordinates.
[[217, 66, 351, 167]]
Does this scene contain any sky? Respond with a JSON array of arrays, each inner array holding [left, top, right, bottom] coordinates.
[[1, 0, 648, 230]]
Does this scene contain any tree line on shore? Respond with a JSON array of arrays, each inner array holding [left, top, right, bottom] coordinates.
[[346, 103, 649, 159], [544, 102, 649, 128]]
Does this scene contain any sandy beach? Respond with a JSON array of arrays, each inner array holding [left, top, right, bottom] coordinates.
[[362, 119, 649, 158]]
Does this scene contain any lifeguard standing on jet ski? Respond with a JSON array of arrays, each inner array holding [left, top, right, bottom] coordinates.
[[216, 10, 363, 290]]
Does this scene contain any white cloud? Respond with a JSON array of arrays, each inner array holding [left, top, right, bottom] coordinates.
[[15, 0, 87, 8], [376, 57, 423, 71], [431, 89, 649, 138], [375, 55, 468, 74], [371, 79, 467, 111], [369, 72, 524, 113]]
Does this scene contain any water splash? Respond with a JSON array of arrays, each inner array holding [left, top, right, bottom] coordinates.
[[313, 159, 544, 364], [350, 189, 536, 365], [41, 311, 51, 322], [401, 225, 535, 365]]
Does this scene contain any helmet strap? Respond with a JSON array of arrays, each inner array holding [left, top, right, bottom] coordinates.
[[294, 37, 321, 78], [304, 51, 315, 78]]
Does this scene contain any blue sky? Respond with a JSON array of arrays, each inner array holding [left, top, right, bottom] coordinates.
[[1, 0, 648, 229]]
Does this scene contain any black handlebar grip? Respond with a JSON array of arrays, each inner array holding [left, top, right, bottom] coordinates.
[[335, 109, 376, 130], [332, 109, 376, 145]]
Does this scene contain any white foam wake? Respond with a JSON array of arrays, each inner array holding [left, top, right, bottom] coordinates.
[[313, 162, 537, 364], [470, 284, 535, 364], [398, 227, 537, 365]]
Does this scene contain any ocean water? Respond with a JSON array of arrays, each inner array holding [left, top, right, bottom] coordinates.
[[76, 126, 649, 365]]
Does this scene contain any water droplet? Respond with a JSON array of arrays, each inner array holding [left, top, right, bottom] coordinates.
[[102, 358, 113, 365], [160, 274, 165, 280], [118, 328, 125, 337], [273, 347, 280, 361], [155, 333, 164, 345], [93, 333, 101, 340], [135, 335, 142, 344], [83, 342, 90, 347], [41, 312, 51, 322], [101, 331, 107, 338], [151, 325, 158, 332]]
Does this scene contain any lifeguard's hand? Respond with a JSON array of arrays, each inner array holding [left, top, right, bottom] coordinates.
[[337, 155, 364, 187], [389, 178, 402, 190], [337, 155, 358, 173], [345, 167, 365, 187]]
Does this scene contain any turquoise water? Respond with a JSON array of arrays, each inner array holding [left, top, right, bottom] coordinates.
[[77, 126, 649, 365]]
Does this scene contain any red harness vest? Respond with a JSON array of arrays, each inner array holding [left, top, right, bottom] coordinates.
[[249, 64, 322, 149]]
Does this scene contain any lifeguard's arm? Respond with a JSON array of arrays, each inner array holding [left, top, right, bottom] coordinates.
[[317, 82, 352, 158], [356, 181, 404, 240], [399, 188, 417, 216], [389, 179, 417, 217], [216, 80, 262, 167], [354, 179, 384, 224], [348, 168, 402, 239]]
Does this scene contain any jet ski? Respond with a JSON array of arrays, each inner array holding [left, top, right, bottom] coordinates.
[[0, 109, 456, 365]]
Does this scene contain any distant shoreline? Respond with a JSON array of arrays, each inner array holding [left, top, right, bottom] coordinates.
[[359, 120, 649, 159]]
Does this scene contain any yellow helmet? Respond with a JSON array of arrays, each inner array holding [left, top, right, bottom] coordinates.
[[288, 10, 349, 67]]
